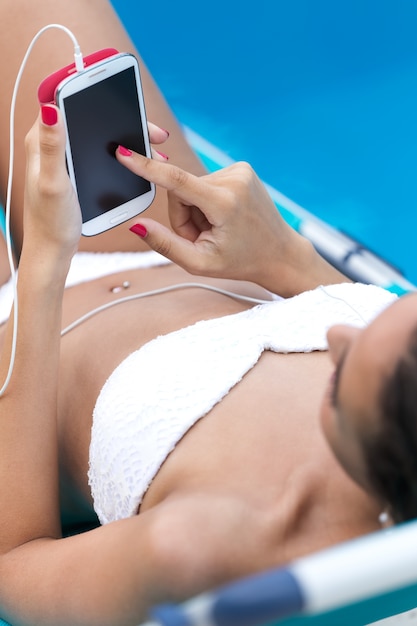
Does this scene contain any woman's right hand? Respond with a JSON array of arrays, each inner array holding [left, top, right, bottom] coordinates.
[[117, 150, 320, 296], [23, 104, 82, 263]]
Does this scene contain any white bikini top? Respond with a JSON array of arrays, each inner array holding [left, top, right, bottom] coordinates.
[[88, 282, 397, 524]]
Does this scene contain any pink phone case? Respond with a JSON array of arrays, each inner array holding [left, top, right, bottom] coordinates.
[[38, 48, 119, 104]]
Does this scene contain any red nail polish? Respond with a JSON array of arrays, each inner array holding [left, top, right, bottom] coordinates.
[[130, 224, 147, 237], [156, 150, 169, 160], [41, 105, 58, 126], [118, 145, 132, 157]]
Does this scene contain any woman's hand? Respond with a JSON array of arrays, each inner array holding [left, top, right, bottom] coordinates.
[[117, 149, 343, 296], [116, 150, 303, 287], [23, 104, 81, 262]]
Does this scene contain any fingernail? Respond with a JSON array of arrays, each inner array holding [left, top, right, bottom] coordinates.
[[161, 128, 170, 138], [156, 150, 169, 160], [41, 105, 58, 126], [130, 224, 147, 237], [118, 145, 133, 157]]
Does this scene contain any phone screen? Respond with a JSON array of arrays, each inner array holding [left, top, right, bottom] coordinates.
[[62, 66, 151, 223]]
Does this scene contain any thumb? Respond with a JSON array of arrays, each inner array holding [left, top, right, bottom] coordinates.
[[129, 218, 206, 275], [35, 105, 67, 185], [24, 104, 69, 207]]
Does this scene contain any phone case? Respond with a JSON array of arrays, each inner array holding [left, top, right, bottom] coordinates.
[[39, 49, 155, 236], [38, 48, 119, 104]]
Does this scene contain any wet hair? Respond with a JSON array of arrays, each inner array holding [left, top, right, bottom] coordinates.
[[362, 325, 417, 524]]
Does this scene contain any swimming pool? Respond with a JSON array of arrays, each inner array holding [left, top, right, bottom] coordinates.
[[111, 0, 417, 286]]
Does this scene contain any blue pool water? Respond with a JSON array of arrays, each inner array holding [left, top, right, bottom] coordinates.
[[111, 0, 417, 285]]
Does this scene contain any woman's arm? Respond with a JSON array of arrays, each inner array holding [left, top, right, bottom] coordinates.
[[0, 486, 272, 625], [0, 106, 80, 554], [119, 152, 349, 297], [0, 108, 165, 626]]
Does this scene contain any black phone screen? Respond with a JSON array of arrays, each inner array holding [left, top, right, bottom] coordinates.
[[63, 66, 151, 222]]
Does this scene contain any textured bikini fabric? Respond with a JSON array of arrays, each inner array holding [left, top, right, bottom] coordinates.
[[88, 283, 397, 524]]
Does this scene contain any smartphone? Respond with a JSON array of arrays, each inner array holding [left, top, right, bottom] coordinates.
[[38, 49, 155, 236]]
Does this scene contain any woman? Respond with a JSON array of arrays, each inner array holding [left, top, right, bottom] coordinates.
[[0, 1, 414, 625]]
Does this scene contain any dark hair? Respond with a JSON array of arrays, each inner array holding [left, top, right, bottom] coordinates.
[[362, 325, 417, 524]]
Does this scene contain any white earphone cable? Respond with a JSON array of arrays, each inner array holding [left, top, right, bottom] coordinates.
[[61, 282, 272, 337], [0, 24, 84, 396]]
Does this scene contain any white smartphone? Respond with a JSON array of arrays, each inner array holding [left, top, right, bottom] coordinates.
[[41, 51, 155, 236]]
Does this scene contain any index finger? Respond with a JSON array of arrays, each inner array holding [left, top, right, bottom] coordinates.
[[116, 147, 219, 207]]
